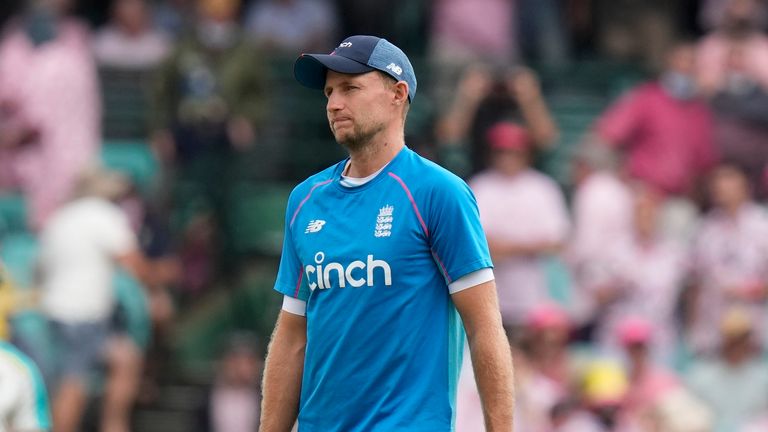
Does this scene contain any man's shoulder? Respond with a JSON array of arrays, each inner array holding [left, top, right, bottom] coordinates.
[[392, 149, 469, 195], [288, 161, 343, 201]]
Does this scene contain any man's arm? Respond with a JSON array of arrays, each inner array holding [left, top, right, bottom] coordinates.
[[452, 280, 514, 431], [260, 310, 307, 432]]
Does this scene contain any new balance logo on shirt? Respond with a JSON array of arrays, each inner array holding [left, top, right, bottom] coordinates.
[[306, 220, 326, 233]]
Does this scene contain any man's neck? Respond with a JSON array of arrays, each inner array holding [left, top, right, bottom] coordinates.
[[345, 137, 404, 178]]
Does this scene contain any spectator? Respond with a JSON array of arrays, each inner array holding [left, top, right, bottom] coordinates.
[[549, 398, 607, 432], [243, 0, 337, 55], [594, 40, 716, 240], [688, 163, 768, 354], [697, 0, 768, 198], [585, 184, 688, 365], [686, 307, 768, 432], [92, 0, 171, 70], [644, 387, 713, 432], [615, 317, 684, 426], [578, 360, 630, 431], [153, 0, 266, 166], [517, 0, 569, 65], [152, 0, 194, 39], [515, 304, 573, 431], [469, 122, 570, 329], [0, 0, 100, 230], [429, 0, 516, 66], [204, 333, 262, 432], [38, 166, 154, 432], [568, 144, 633, 325], [435, 64, 558, 177], [152, 0, 268, 280], [697, 0, 768, 96], [456, 303, 573, 432], [569, 144, 632, 261], [591, 0, 680, 69]]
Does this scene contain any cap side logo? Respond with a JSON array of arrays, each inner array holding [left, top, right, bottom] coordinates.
[[386, 63, 403, 76], [338, 42, 353, 48]]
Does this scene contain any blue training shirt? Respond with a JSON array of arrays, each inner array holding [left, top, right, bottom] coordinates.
[[274, 146, 493, 431]]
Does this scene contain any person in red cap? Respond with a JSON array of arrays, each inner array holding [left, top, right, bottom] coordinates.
[[469, 121, 570, 332], [615, 317, 683, 428]]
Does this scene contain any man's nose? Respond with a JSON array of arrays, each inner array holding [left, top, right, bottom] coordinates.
[[326, 92, 344, 112]]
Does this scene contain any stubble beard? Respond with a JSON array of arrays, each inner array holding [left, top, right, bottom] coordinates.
[[334, 121, 386, 153]]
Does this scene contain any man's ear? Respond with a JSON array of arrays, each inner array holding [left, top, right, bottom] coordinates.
[[393, 81, 409, 105]]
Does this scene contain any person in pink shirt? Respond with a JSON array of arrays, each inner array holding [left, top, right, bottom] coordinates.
[[456, 303, 573, 432], [586, 184, 688, 365], [595, 41, 717, 199], [429, 0, 516, 66], [615, 318, 683, 424], [469, 122, 570, 328], [696, 0, 768, 199], [567, 144, 634, 325], [0, 0, 100, 230], [697, 0, 768, 96], [689, 163, 768, 354]]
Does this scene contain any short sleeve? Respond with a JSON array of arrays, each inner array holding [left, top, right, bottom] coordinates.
[[274, 194, 311, 301], [98, 203, 138, 257], [427, 177, 493, 285]]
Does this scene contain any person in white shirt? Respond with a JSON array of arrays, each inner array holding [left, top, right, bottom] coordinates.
[[469, 121, 570, 329], [689, 163, 768, 354], [92, 0, 171, 70], [39, 166, 153, 432]]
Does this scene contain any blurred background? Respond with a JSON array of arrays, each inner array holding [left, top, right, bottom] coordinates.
[[1, 0, 768, 431]]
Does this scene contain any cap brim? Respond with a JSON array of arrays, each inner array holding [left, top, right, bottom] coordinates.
[[294, 54, 375, 90]]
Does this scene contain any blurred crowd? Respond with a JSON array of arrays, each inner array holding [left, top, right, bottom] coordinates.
[[0, 0, 768, 431]]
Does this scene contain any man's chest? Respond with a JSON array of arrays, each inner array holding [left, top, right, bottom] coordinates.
[[291, 187, 430, 290]]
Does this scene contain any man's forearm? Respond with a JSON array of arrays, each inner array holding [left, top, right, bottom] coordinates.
[[468, 323, 515, 431], [260, 312, 306, 431]]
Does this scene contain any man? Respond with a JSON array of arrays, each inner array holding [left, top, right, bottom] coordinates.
[[594, 40, 716, 242], [0, 0, 100, 230], [686, 307, 768, 432], [260, 35, 514, 431], [38, 166, 155, 432], [0, 340, 51, 432], [689, 163, 768, 354]]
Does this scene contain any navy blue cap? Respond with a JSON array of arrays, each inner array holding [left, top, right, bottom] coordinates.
[[294, 35, 417, 102]]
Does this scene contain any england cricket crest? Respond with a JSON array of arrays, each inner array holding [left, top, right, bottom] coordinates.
[[374, 205, 394, 238]]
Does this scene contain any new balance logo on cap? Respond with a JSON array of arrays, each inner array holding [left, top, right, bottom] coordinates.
[[386, 63, 403, 76]]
